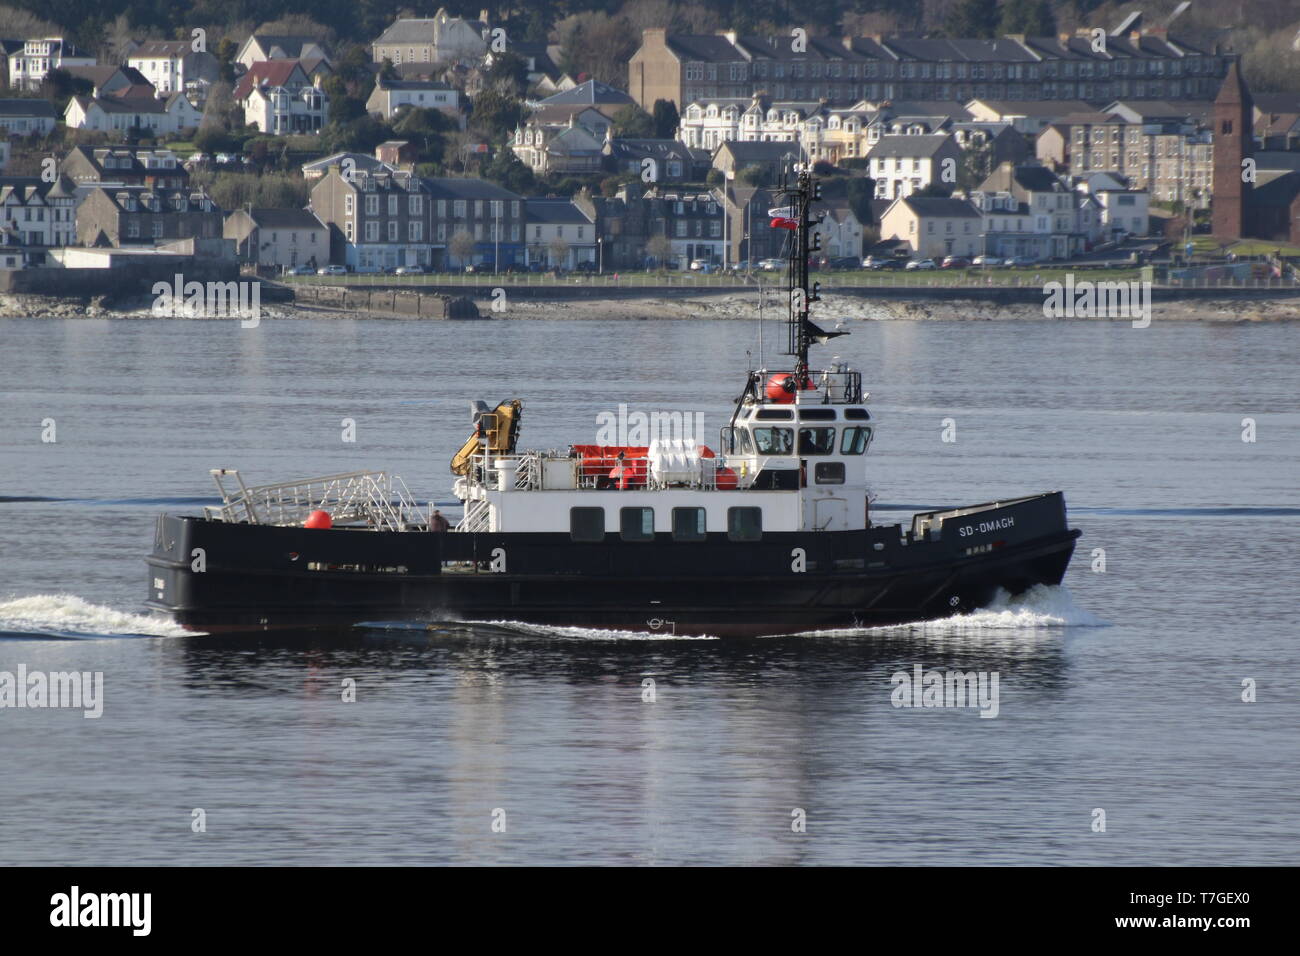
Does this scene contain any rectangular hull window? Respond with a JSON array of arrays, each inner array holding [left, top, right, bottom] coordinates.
[[570, 507, 605, 542], [815, 461, 845, 484], [672, 507, 706, 540], [727, 507, 763, 541], [620, 507, 655, 541]]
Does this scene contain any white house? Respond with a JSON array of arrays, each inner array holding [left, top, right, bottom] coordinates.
[[0, 175, 78, 260], [524, 198, 597, 268], [867, 134, 962, 199], [126, 40, 219, 103], [234, 60, 328, 134], [223, 207, 328, 269], [7, 37, 95, 91], [371, 11, 488, 66], [812, 202, 865, 259], [1093, 188, 1149, 239], [65, 92, 202, 136], [366, 79, 461, 121], [0, 98, 58, 136], [879, 195, 983, 258]]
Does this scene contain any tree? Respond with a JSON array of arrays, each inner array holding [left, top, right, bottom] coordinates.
[[845, 177, 876, 225], [484, 51, 529, 97], [215, 38, 238, 84], [553, 12, 638, 86], [547, 236, 571, 267], [612, 105, 655, 138], [469, 89, 524, 142], [652, 99, 679, 139], [999, 0, 1056, 36], [958, 140, 995, 192], [645, 234, 672, 268], [944, 0, 999, 39], [737, 164, 768, 187], [450, 230, 476, 266], [485, 144, 536, 194]]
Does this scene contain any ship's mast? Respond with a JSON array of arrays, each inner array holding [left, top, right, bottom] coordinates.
[[780, 167, 823, 382]]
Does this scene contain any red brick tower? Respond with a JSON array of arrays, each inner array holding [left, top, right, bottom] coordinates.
[[1211, 60, 1253, 240]]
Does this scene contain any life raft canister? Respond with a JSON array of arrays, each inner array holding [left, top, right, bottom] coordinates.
[[715, 467, 738, 490], [765, 373, 815, 404]]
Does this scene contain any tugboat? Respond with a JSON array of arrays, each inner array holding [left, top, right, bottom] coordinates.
[[145, 170, 1080, 637]]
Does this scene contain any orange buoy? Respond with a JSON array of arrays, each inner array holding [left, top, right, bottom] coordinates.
[[715, 467, 738, 490], [696, 444, 716, 458], [765, 373, 813, 403], [304, 510, 333, 529]]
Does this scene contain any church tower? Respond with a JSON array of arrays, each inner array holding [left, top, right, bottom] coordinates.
[[1211, 60, 1253, 240]]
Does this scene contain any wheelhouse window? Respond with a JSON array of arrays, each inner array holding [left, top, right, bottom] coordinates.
[[815, 462, 845, 484], [672, 507, 706, 541], [754, 408, 793, 420], [841, 426, 872, 455], [620, 507, 655, 541], [752, 426, 793, 455], [727, 507, 762, 541], [570, 507, 605, 542], [844, 407, 870, 420], [799, 408, 836, 420], [798, 427, 836, 455]]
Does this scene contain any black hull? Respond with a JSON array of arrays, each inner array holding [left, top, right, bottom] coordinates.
[[145, 492, 1081, 638]]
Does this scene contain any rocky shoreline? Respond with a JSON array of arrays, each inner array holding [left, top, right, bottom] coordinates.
[[4, 290, 1299, 322]]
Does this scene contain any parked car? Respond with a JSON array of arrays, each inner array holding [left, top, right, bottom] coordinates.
[[1006, 255, 1039, 267], [317, 265, 346, 275], [972, 254, 998, 267], [905, 258, 937, 270], [941, 256, 972, 269], [865, 256, 901, 270], [757, 258, 784, 271], [394, 265, 424, 275], [728, 260, 751, 273], [690, 258, 717, 271], [827, 256, 862, 270], [288, 264, 315, 275]]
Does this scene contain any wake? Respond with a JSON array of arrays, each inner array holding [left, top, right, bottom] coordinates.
[[0, 594, 194, 639]]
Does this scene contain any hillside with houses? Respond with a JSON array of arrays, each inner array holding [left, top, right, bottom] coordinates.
[[0, 1, 1298, 291]]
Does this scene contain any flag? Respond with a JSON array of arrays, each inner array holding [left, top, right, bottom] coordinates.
[[770, 217, 798, 230], [767, 206, 796, 219]]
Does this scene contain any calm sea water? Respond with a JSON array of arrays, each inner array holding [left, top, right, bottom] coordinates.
[[0, 315, 1296, 865]]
